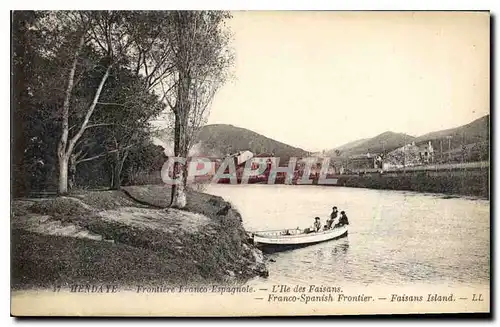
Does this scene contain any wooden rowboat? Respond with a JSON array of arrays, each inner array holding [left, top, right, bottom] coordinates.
[[252, 225, 348, 253]]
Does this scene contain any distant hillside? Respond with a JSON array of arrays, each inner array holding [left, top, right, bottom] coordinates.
[[327, 114, 489, 159], [331, 131, 415, 157], [155, 115, 489, 164], [415, 115, 489, 149], [197, 124, 310, 160], [414, 115, 490, 162], [326, 138, 368, 156]]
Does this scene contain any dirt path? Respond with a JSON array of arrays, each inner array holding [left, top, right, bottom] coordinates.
[[97, 207, 212, 234]]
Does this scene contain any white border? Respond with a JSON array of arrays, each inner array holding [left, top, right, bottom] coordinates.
[[2, 1, 496, 326], [3, 0, 497, 11]]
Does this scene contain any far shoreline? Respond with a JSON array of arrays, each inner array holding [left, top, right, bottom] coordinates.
[[204, 165, 489, 199]]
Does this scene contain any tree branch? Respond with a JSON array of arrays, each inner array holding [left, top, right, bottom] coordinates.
[[67, 64, 112, 156], [58, 28, 86, 156], [76, 144, 135, 165], [135, 48, 142, 76], [160, 78, 178, 111], [148, 64, 175, 90], [96, 102, 125, 106], [85, 123, 114, 130], [76, 152, 109, 164], [89, 23, 107, 54]]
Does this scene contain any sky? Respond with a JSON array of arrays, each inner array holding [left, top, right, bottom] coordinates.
[[207, 11, 490, 152]]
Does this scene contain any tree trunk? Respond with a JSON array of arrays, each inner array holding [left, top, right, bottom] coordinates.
[[68, 154, 77, 190], [112, 165, 121, 190], [58, 155, 69, 194], [170, 73, 190, 208], [170, 111, 182, 207], [112, 150, 127, 190], [57, 31, 86, 195], [169, 13, 193, 209], [172, 169, 187, 208], [112, 152, 121, 190], [109, 164, 115, 189], [58, 65, 111, 194]]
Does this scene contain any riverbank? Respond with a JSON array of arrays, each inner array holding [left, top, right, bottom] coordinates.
[[334, 168, 489, 198], [11, 186, 268, 290], [214, 162, 489, 198]]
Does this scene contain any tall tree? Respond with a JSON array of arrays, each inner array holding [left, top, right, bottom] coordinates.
[[37, 11, 167, 194], [42, 11, 121, 194], [13, 11, 232, 196], [160, 11, 233, 208], [68, 66, 164, 190]]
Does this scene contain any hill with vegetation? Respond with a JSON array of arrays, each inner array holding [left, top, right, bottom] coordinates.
[[326, 138, 369, 155], [197, 124, 310, 160], [415, 115, 489, 160], [328, 115, 489, 162], [330, 131, 415, 157]]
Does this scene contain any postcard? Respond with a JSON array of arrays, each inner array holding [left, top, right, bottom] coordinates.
[[11, 10, 490, 316]]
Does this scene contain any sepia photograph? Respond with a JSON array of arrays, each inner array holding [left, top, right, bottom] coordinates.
[[10, 10, 490, 316]]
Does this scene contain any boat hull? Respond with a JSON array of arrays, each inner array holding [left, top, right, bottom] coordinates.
[[253, 226, 348, 253]]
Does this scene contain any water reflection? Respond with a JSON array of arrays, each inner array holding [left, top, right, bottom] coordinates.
[[313, 239, 349, 261], [263, 238, 351, 284]]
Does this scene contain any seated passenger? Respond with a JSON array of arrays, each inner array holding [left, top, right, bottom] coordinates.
[[313, 217, 322, 232], [326, 206, 338, 229], [336, 211, 349, 227], [330, 206, 339, 220]]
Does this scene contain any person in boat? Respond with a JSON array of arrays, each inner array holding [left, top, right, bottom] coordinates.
[[336, 211, 349, 227], [313, 217, 322, 232], [330, 206, 339, 219], [326, 206, 338, 229]]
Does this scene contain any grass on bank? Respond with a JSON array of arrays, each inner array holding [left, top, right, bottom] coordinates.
[[11, 185, 266, 290]]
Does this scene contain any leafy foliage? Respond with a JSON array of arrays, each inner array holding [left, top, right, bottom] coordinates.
[[13, 11, 218, 195]]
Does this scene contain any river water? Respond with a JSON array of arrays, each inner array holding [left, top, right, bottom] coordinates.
[[205, 184, 490, 288]]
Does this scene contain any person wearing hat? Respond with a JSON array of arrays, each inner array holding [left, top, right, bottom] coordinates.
[[313, 217, 322, 232], [330, 206, 338, 219], [326, 206, 338, 229]]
